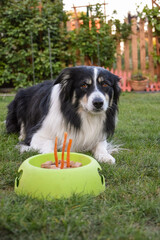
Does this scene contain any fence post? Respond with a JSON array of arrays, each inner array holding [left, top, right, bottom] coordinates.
[[139, 18, 146, 73], [124, 18, 130, 75], [48, 28, 53, 80], [131, 17, 138, 72], [148, 23, 155, 78], [116, 39, 121, 74], [97, 33, 100, 66], [124, 40, 130, 72], [30, 32, 35, 85], [156, 36, 160, 81]]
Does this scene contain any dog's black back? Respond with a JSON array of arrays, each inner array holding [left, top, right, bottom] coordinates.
[[6, 81, 53, 136]]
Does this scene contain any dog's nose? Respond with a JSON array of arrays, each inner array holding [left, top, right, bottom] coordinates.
[[92, 98, 104, 109]]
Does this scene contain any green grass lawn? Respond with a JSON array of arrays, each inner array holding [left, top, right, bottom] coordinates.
[[0, 93, 160, 240]]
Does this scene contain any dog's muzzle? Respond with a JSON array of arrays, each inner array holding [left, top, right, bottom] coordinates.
[[80, 91, 108, 113], [92, 97, 104, 110]]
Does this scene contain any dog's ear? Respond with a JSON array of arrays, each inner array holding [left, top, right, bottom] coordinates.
[[54, 67, 81, 129], [54, 67, 74, 102], [54, 68, 71, 85], [112, 74, 121, 105], [105, 73, 121, 137]]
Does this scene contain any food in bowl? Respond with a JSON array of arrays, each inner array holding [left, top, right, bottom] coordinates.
[[41, 160, 82, 169], [41, 132, 82, 169]]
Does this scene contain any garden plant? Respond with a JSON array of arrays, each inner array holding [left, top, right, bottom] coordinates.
[[0, 0, 131, 89]]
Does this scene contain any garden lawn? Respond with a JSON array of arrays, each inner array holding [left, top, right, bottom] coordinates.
[[0, 93, 160, 240]]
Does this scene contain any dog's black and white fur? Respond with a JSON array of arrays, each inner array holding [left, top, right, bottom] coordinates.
[[6, 66, 121, 164]]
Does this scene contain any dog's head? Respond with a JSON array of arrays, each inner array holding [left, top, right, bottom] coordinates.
[[55, 66, 121, 115]]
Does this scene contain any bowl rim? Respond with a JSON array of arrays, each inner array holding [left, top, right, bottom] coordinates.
[[22, 152, 97, 172]]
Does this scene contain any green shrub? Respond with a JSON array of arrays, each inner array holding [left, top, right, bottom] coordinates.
[[69, 5, 117, 68], [0, 1, 131, 88], [0, 0, 67, 88]]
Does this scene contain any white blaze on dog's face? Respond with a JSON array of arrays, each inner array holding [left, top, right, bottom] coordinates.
[[54, 65, 120, 132], [79, 67, 112, 114]]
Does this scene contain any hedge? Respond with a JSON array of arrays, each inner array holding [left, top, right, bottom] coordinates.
[[0, 1, 131, 88]]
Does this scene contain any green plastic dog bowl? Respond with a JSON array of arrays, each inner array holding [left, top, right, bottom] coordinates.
[[14, 152, 105, 200]]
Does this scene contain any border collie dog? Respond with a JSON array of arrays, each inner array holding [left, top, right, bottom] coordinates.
[[6, 66, 121, 164]]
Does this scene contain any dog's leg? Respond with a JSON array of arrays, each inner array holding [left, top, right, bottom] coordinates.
[[19, 122, 26, 141], [92, 140, 116, 164], [30, 134, 54, 154]]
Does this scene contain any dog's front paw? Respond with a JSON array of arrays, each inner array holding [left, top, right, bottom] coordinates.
[[95, 152, 116, 164], [93, 140, 116, 164]]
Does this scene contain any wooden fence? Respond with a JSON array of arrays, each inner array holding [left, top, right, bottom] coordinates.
[[109, 69, 160, 92], [116, 17, 159, 78], [67, 15, 160, 92], [116, 17, 160, 91], [29, 1, 160, 92]]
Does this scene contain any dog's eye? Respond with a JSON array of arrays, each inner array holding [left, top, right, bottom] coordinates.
[[81, 83, 88, 89], [102, 82, 108, 88]]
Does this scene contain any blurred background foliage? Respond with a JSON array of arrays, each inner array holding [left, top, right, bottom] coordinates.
[[0, 0, 131, 88]]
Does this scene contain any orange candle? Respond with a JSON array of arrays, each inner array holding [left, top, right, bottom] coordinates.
[[67, 139, 72, 168], [54, 137, 58, 167], [61, 132, 67, 169]]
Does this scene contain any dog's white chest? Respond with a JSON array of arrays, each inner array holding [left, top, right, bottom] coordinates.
[[30, 84, 106, 153], [70, 111, 106, 152]]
